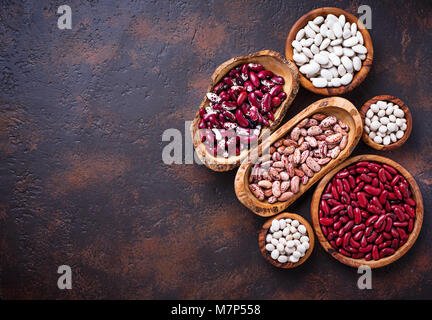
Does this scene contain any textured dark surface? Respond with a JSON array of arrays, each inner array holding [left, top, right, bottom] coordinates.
[[0, 0, 431, 299]]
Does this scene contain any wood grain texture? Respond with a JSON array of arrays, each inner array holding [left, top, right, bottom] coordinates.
[[190, 50, 299, 172], [285, 7, 374, 96], [310, 154, 424, 269], [360, 95, 412, 151], [258, 212, 315, 268], [234, 97, 363, 217]]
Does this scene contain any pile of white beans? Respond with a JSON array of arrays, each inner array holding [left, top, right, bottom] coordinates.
[[364, 101, 407, 145], [265, 218, 310, 264], [292, 13, 368, 88]]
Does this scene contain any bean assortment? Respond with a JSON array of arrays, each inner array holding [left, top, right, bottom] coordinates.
[[364, 100, 407, 145], [292, 14, 368, 88], [199, 63, 287, 158], [266, 218, 310, 263], [318, 161, 416, 261], [249, 113, 349, 203]]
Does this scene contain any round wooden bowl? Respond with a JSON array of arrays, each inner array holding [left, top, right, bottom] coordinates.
[[285, 7, 373, 96], [360, 95, 412, 151], [311, 154, 424, 269], [190, 50, 299, 172], [259, 212, 315, 268], [235, 97, 363, 217]]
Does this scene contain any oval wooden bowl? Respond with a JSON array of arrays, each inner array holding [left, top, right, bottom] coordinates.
[[259, 212, 315, 268], [311, 154, 424, 269], [360, 95, 412, 151], [285, 7, 373, 96], [235, 96, 363, 217], [190, 50, 299, 172]]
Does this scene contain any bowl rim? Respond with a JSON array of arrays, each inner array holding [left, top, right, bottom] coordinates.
[[360, 95, 412, 151], [190, 50, 299, 172], [310, 154, 424, 268], [285, 6, 374, 96], [258, 212, 315, 268]]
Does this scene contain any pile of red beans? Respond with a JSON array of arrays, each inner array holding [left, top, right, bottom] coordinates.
[[318, 161, 416, 261], [199, 63, 287, 157]]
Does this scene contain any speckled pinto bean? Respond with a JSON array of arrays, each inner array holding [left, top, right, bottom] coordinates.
[[249, 113, 349, 203], [319, 161, 416, 260]]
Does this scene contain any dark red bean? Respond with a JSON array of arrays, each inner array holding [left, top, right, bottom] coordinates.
[[359, 244, 373, 253], [379, 247, 395, 258], [363, 185, 381, 196], [320, 218, 334, 226], [352, 224, 365, 234], [257, 70, 273, 79], [383, 164, 397, 175], [338, 248, 351, 257], [378, 168, 387, 183], [271, 96, 281, 107]]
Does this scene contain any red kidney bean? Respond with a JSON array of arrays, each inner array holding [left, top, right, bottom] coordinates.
[[320, 161, 416, 261], [257, 70, 273, 79], [271, 96, 281, 107], [353, 207, 362, 224], [378, 168, 387, 183], [236, 91, 247, 106], [339, 248, 351, 257], [331, 186, 340, 201], [249, 71, 260, 88], [405, 197, 416, 207], [353, 182, 365, 193], [353, 231, 363, 241], [271, 76, 285, 84], [359, 244, 373, 253], [352, 224, 365, 233], [392, 238, 399, 249], [357, 192, 368, 208], [320, 218, 334, 226], [379, 247, 395, 258], [372, 245, 379, 260], [330, 204, 345, 215], [408, 219, 414, 232], [375, 234, 384, 245], [278, 91, 287, 101], [336, 169, 349, 179], [269, 84, 282, 97], [383, 232, 392, 240], [260, 93, 272, 113], [374, 215, 386, 230], [363, 185, 381, 196], [383, 164, 397, 175], [366, 231, 378, 243], [360, 235, 368, 248]]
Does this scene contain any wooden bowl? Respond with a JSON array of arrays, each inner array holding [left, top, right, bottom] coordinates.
[[311, 154, 424, 269], [285, 7, 373, 96], [190, 50, 299, 172], [259, 212, 315, 268], [360, 95, 412, 151], [235, 97, 363, 217]]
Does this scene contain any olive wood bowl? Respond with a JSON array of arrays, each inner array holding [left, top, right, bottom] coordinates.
[[190, 50, 299, 172], [311, 154, 424, 269], [258, 212, 315, 268], [360, 95, 412, 151], [285, 7, 373, 96], [235, 96, 363, 217]]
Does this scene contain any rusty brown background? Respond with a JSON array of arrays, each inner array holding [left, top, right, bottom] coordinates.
[[0, 0, 431, 299]]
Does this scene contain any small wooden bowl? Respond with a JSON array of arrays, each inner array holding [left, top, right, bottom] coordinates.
[[234, 97, 363, 217], [360, 95, 412, 151], [190, 50, 299, 172], [259, 212, 315, 268], [311, 154, 424, 269], [285, 7, 374, 96]]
